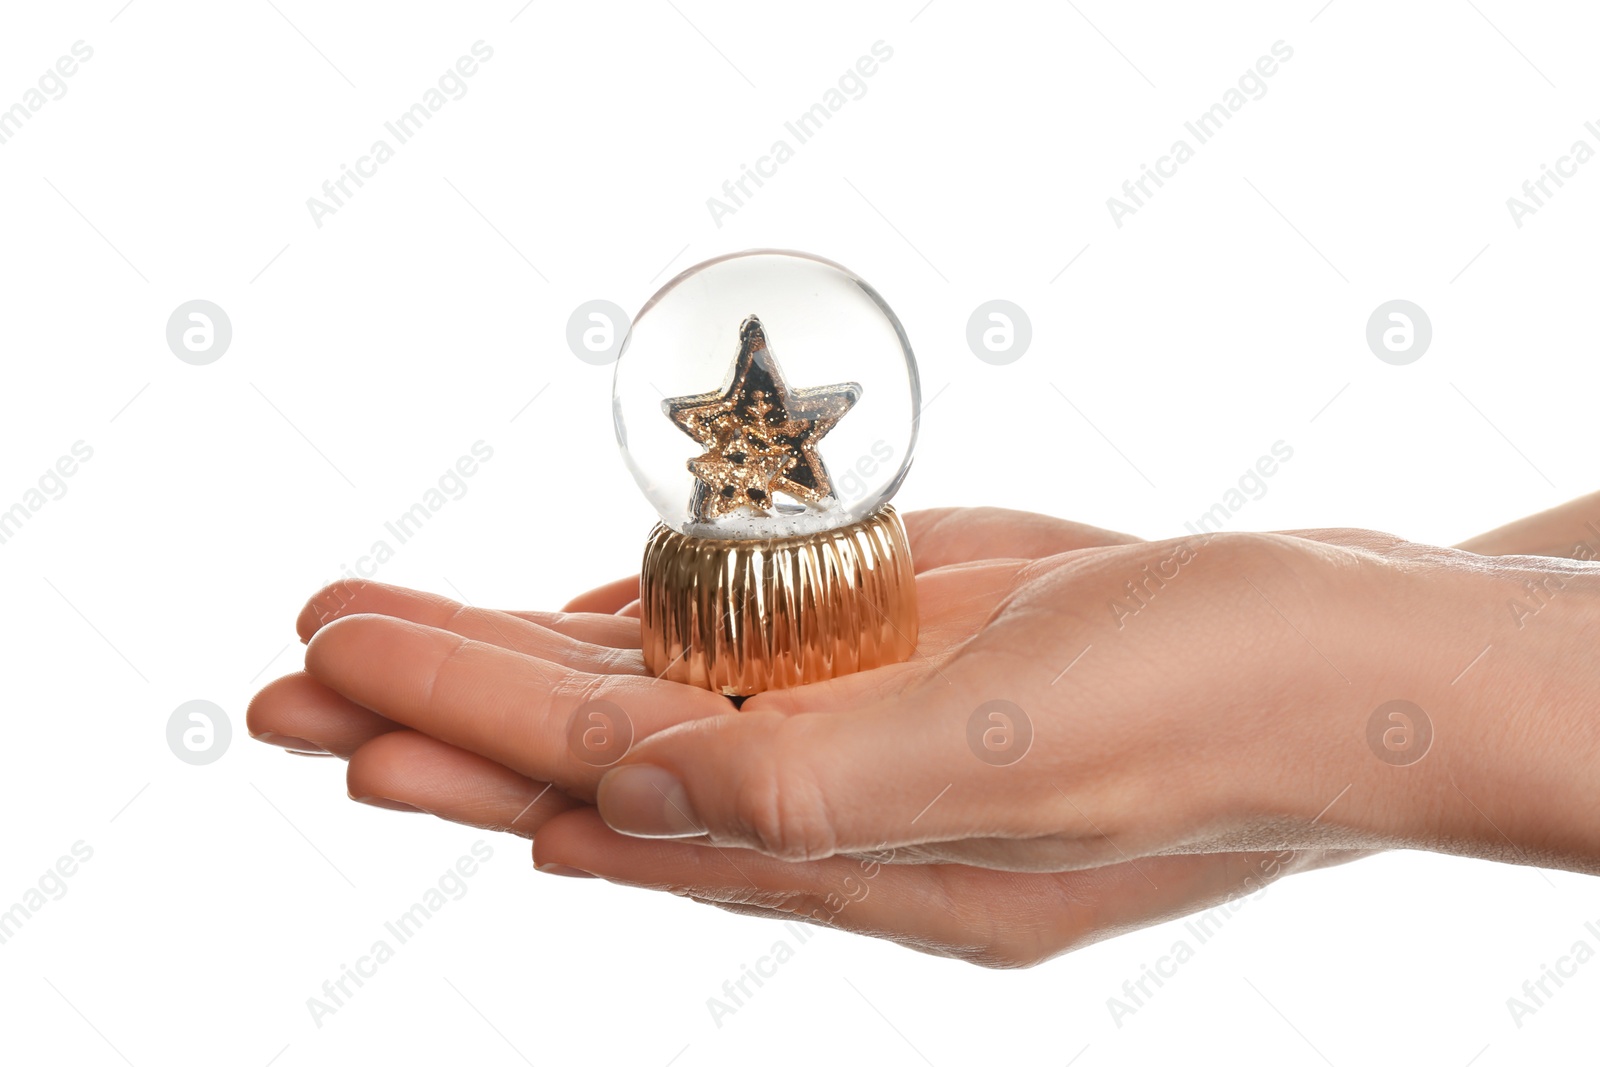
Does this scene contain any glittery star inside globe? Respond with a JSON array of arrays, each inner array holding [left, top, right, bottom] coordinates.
[[613, 249, 921, 541], [662, 315, 862, 521]]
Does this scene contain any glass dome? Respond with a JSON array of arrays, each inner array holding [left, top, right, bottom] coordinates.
[[613, 250, 920, 540]]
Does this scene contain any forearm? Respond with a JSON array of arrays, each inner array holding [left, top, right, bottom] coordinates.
[[1332, 550, 1600, 874], [1456, 490, 1600, 559]]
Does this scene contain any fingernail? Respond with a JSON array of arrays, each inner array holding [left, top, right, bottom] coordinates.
[[255, 731, 328, 754], [351, 795, 422, 812], [535, 863, 598, 879], [599, 764, 704, 838]]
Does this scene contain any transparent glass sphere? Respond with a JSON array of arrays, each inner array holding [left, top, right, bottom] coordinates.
[[613, 250, 920, 540]]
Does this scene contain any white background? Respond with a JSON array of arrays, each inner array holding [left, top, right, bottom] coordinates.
[[1, 1, 1596, 1064]]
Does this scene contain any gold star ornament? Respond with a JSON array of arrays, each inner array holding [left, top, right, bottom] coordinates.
[[663, 315, 862, 521]]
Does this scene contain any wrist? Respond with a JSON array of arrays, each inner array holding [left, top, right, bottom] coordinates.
[[1338, 549, 1600, 871]]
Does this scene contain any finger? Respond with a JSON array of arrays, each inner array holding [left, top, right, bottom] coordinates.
[[908, 558, 1031, 658], [503, 609, 639, 647], [299, 579, 641, 651], [346, 729, 578, 835], [305, 613, 736, 798], [534, 809, 1354, 966], [903, 507, 1142, 571], [247, 671, 401, 757], [592, 680, 1087, 861], [535, 808, 989, 947], [562, 575, 641, 615], [296, 581, 644, 675]]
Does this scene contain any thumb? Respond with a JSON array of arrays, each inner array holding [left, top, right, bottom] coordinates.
[[593, 693, 1058, 861]]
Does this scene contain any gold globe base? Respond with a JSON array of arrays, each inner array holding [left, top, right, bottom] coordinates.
[[640, 506, 919, 697]]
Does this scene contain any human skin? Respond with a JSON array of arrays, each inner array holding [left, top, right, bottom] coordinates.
[[1456, 489, 1600, 559], [247, 504, 1600, 966]]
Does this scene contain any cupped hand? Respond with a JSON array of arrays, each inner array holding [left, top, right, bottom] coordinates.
[[249, 505, 1600, 966], [250, 509, 1399, 967]]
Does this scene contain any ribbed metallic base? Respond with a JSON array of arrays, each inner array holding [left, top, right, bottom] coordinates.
[[640, 506, 918, 697]]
